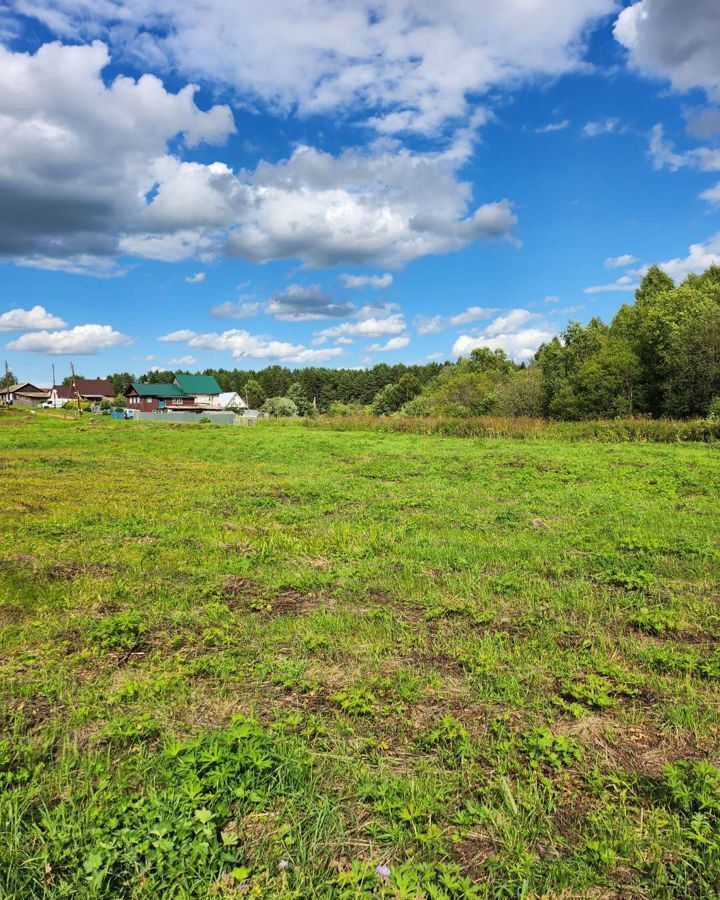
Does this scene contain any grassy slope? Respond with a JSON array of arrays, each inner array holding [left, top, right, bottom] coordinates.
[[1, 412, 720, 898]]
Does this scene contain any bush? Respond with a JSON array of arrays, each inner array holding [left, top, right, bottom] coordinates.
[[261, 396, 298, 417], [708, 396, 720, 420]]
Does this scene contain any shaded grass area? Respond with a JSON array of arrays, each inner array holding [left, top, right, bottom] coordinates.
[[1, 410, 720, 897]]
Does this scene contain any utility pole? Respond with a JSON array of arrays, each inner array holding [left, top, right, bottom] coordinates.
[[70, 362, 82, 413], [3, 360, 9, 389]]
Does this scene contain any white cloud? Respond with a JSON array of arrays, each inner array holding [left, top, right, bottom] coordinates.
[[159, 327, 343, 363], [265, 284, 355, 321], [452, 308, 555, 363], [584, 275, 639, 293], [313, 304, 406, 343], [14, 255, 128, 278], [159, 329, 197, 342], [414, 314, 445, 335], [648, 123, 720, 173], [367, 335, 410, 352], [615, 0, 720, 102], [0, 42, 519, 272], [334, 336, 354, 345], [340, 273, 393, 289], [453, 328, 554, 363], [0, 305, 66, 332], [21, 0, 617, 136], [605, 254, 638, 268], [655, 232, 720, 280], [167, 355, 197, 365], [6, 323, 132, 355], [426, 352, 444, 361], [483, 308, 540, 335], [700, 182, 720, 205], [543, 295, 561, 304], [535, 119, 570, 133], [219, 142, 518, 268], [583, 118, 620, 137], [449, 305, 499, 325], [0, 41, 234, 269], [210, 300, 261, 319], [185, 272, 205, 283]]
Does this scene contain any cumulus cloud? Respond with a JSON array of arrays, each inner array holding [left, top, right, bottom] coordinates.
[[583, 118, 620, 137], [584, 275, 639, 293], [647, 123, 720, 203], [648, 124, 720, 173], [167, 355, 197, 365], [210, 300, 261, 319], [313, 304, 406, 343], [367, 335, 411, 352], [159, 327, 343, 363], [265, 284, 355, 321], [0, 305, 66, 332], [21, 0, 617, 135], [449, 305, 499, 325], [0, 40, 234, 271], [655, 232, 720, 280], [685, 107, 720, 140], [6, 323, 132, 354], [185, 272, 205, 283], [452, 308, 555, 363], [615, 0, 720, 101], [218, 143, 518, 268], [340, 273, 393, 289], [605, 254, 638, 268], [414, 314, 445, 335], [0, 41, 520, 271]]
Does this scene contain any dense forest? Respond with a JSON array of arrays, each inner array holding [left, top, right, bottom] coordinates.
[[104, 265, 720, 420]]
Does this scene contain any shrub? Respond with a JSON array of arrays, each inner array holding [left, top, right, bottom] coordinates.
[[261, 396, 298, 417]]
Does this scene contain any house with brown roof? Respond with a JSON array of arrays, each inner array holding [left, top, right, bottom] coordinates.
[[51, 377, 115, 406], [0, 382, 50, 407]]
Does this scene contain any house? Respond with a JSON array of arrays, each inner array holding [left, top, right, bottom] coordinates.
[[124, 374, 223, 413], [51, 378, 115, 406], [218, 391, 247, 410], [0, 382, 50, 407]]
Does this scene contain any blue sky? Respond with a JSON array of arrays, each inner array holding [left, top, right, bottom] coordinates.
[[1, 0, 719, 385]]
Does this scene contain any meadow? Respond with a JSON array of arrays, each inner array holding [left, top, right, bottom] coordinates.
[[1, 411, 719, 898]]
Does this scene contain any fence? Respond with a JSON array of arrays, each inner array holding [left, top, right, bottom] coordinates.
[[131, 410, 240, 425]]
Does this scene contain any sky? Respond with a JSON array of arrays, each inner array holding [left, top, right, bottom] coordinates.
[[1, 0, 720, 385]]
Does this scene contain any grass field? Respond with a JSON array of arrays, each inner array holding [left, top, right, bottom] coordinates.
[[1, 411, 720, 898]]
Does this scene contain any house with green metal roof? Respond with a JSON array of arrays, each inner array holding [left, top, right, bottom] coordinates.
[[123, 374, 222, 414]]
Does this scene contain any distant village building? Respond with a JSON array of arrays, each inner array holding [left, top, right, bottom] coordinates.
[[218, 391, 247, 410], [0, 382, 50, 407], [124, 374, 225, 413], [51, 378, 115, 406]]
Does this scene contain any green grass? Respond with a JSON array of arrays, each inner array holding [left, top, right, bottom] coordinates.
[[1, 410, 720, 897]]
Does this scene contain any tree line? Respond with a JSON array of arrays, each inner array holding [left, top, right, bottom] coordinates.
[[101, 264, 720, 420]]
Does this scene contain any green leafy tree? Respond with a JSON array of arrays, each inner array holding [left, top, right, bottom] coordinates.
[[286, 382, 310, 416], [244, 379, 266, 410], [0, 369, 16, 389], [467, 346, 516, 377], [493, 366, 545, 417], [106, 372, 136, 394], [371, 374, 422, 415], [661, 299, 720, 417], [261, 396, 298, 417]]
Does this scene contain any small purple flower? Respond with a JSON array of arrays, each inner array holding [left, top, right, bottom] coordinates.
[[375, 864, 391, 881], [279, 859, 289, 871]]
